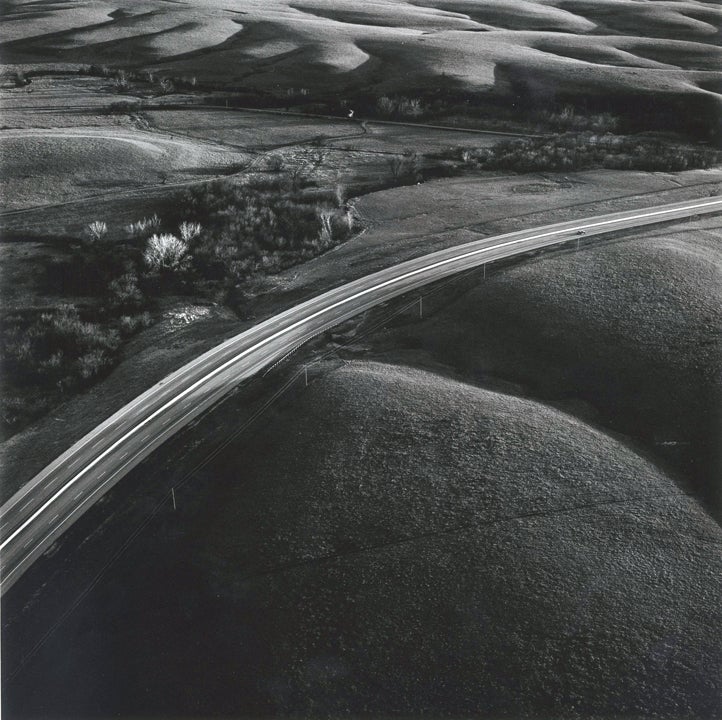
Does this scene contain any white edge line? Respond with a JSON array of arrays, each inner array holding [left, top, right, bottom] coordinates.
[[1, 401, 204, 585]]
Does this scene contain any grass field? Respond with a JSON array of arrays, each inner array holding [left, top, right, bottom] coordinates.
[[1, 168, 719, 499], [1, 5, 720, 715], [0, 127, 249, 210], [4, 361, 720, 717], [2, 0, 720, 133], [364, 215, 722, 518]]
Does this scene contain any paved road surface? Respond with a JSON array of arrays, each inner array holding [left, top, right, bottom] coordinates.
[[1, 197, 720, 594]]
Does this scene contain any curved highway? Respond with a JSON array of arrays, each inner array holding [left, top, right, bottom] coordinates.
[[1, 196, 720, 594]]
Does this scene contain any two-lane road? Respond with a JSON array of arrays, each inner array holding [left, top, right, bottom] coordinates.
[[2, 196, 721, 594]]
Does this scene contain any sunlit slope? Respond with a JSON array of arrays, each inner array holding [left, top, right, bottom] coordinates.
[[2, 0, 720, 101], [0, 128, 248, 209]]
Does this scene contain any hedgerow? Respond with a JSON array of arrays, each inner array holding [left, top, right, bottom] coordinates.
[[455, 133, 721, 173]]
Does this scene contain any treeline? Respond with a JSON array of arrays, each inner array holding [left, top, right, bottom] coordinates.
[[2, 217, 154, 437], [454, 133, 722, 173], [177, 178, 356, 299], [79, 64, 199, 95], [1, 305, 149, 436], [66, 62, 721, 141]]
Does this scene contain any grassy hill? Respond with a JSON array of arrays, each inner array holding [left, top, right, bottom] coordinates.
[[2, 0, 720, 134], [6, 361, 720, 717], [369, 217, 722, 519]]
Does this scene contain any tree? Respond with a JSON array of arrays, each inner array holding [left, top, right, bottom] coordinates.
[[387, 155, 404, 180], [87, 220, 108, 243], [178, 221, 202, 243], [318, 208, 334, 249], [144, 233, 188, 271]]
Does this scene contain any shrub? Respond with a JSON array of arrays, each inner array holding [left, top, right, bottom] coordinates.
[[1, 305, 120, 392], [265, 154, 285, 172], [179, 221, 202, 243], [457, 133, 722, 173], [398, 97, 423, 118], [76, 350, 111, 380], [387, 155, 404, 180], [126, 213, 161, 237], [113, 70, 130, 92], [376, 95, 425, 119], [377, 96, 396, 116], [318, 208, 334, 248], [386, 152, 422, 182], [107, 273, 145, 312], [144, 233, 189, 271], [118, 312, 153, 336], [177, 177, 361, 296], [0, 394, 54, 437], [12, 70, 30, 88], [87, 220, 108, 242]]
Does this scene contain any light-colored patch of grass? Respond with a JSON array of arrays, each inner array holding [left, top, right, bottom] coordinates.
[[0, 127, 249, 210]]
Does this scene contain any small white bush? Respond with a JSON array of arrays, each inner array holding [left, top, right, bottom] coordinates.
[[178, 221, 202, 242], [87, 221, 108, 242], [318, 208, 334, 248], [144, 233, 188, 271]]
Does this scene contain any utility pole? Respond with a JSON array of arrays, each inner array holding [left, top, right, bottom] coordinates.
[[304, 365, 308, 387], [483, 263, 486, 279], [419, 296, 423, 319], [171, 487, 176, 511]]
